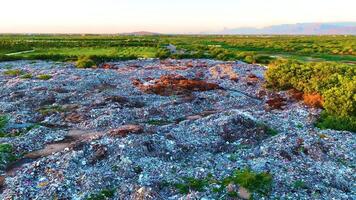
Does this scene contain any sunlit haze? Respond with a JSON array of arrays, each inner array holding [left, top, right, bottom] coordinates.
[[1, 0, 356, 34]]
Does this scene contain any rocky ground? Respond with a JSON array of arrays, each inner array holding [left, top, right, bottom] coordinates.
[[0, 59, 354, 200]]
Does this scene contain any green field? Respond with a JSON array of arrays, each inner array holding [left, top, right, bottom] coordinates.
[[0, 35, 355, 64]]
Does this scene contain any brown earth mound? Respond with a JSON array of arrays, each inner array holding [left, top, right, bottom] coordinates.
[[132, 74, 220, 96], [266, 94, 287, 110]]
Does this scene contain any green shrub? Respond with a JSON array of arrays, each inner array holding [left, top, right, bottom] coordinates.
[[20, 73, 33, 79], [265, 59, 356, 130], [322, 78, 356, 117], [316, 111, 356, 132], [76, 56, 96, 68], [3, 69, 24, 76], [37, 74, 52, 80]]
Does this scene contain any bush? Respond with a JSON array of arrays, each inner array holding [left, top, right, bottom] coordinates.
[[37, 74, 52, 80], [322, 78, 356, 117], [76, 56, 96, 68], [266, 59, 355, 126], [316, 112, 356, 132]]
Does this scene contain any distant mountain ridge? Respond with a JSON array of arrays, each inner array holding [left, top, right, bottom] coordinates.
[[212, 22, 356, 35], [120, 31, 160, 36]]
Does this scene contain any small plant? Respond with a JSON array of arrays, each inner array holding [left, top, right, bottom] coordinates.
[[292, 180, 308, 190], [76, 56, 96, 68], [38, 105, 65, 115], [173, 169, 273, 198], [86, 188, 116, 200], [146, 119, 172, 126], [226, 169, 273, 196], [3, 69, 24, 76], [0, 115, 9, 136], [258, 123, 279, 136], [0, 143, 17, 169], [296, 123, 303, 129], [20, 73, 33, 79], [174, 177, 209, 194], [37, 74, 52, 80]]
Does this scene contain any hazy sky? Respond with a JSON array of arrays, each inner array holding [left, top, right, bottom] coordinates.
[[1, 0, 355, 33]]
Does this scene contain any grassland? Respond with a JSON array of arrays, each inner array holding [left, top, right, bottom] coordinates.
[[0, 35, 355, 64]]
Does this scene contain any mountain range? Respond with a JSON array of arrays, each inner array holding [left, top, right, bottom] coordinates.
[[211, 22, 356, 35]]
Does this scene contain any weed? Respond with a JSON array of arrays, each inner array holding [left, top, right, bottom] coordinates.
[[0, 115, 9, 136], [174, 169, 272, 197], [111, 165, 119, 172], [0, 143, 17, 169], [0, 143, 12, 153], [292, 180, 308, 190], [146, 119, 172, 126], [38, 105, 65, 116], [20, 73, 33, 79], [174, 177, 209, 194], [226, 169, 273, 195], [86, 188, 116, 200], [296, 123, 303, 129], [37, 74, 52, 80], [228, 153, 238, 162], [258, 123, 279, 136], [3, 69, 24, 76]]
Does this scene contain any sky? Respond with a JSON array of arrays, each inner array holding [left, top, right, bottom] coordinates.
[[0, 0, 355, 34]]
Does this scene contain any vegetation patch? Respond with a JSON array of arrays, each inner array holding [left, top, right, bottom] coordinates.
[[20, 73, 33, 79], [3, 69, 24, 76], [86, 188, 116, 200], [173, 169, 272, 198], [76, 56, 96, 68], [266, 59, 355, 132], [38, 105, 66, 116], [0, 143, 17, 170], [316, 112, 356, 132], [0, 115, 9, 136], [146, 119, 173, 126], [292, 180, 308, 190], [37, 74, 52, 80]]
